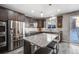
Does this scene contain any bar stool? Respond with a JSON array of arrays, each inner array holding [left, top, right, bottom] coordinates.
[[34, 47, 52, 54], [47, 41, 59, 54]]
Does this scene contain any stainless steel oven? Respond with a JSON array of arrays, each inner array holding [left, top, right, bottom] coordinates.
[[0, 22, 6, 47], [0, 21, 8, 53]]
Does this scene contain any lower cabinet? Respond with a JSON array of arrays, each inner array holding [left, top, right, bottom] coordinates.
[[24, 40, 31, 54], [0, 46, 8, 53]]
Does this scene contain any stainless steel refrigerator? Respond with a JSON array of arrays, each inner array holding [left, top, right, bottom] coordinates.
[[8, 20, 25, 51]]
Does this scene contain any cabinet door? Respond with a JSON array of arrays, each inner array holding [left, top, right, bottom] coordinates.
[[8, 10, 19, 21], [0, 7, 8, 21], [8, 9, 25, 22], [19, 14, 25, 22], [8, 10, 16, 21], [57, 16, 63, 28], [14, 12, 18, 21], [22, 15, 25, 22], [8, 10, 14, 20], [37, 20, 45, 28]]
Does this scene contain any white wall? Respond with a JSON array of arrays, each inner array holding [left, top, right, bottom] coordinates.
[[62, 14, 70, 42]]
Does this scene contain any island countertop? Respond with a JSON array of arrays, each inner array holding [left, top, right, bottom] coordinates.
[[23, 33, 58, 47], [25, 31, 60, 37]]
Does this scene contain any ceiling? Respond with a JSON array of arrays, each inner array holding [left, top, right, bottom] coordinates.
[[1, 4, 79, 18]]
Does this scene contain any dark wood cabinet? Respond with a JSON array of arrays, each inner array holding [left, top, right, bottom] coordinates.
[[8, 10, 25, 22], [8, 10, 14, 20], [24, 40, 31, 54], [8, 10, 17, 21], [57, 16, 63, 28], [36, 19, 45, 32], [37, 20, 45, 28], [8, 10, 18, 21], [0, 6, 26, 22], [0, 7, 8, 21], [19, 14, 25, 22]]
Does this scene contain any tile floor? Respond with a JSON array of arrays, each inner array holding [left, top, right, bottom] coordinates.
[[5, 42, 79, 54], [59, 42, 79, 54], [5, 47, 24, 54]]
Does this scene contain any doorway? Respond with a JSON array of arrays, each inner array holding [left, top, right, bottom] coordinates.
[[70, 16, 79, 44]]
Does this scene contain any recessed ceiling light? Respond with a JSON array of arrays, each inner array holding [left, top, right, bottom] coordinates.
[[40, 11, 44, 17], [41, 13, 43, 17], [31, 10, 35, 13], [57, 9, 61, 12]]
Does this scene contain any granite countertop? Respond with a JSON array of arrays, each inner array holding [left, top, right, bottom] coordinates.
[[24, 33, 58, 47], [25, 31, 60, 37]]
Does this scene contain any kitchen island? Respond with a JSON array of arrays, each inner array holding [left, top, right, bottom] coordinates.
[[23, 32, 60, 54]]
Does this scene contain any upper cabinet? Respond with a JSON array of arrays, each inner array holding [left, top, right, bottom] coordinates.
[[8, 10, 25, 22], [19, 14, 25, 22], [37, 19, 45, 28], [57, 16, 63, 28], [0, 6, 25, 22], [8, 10, 16, 21], [0, 6, 8, 21]]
